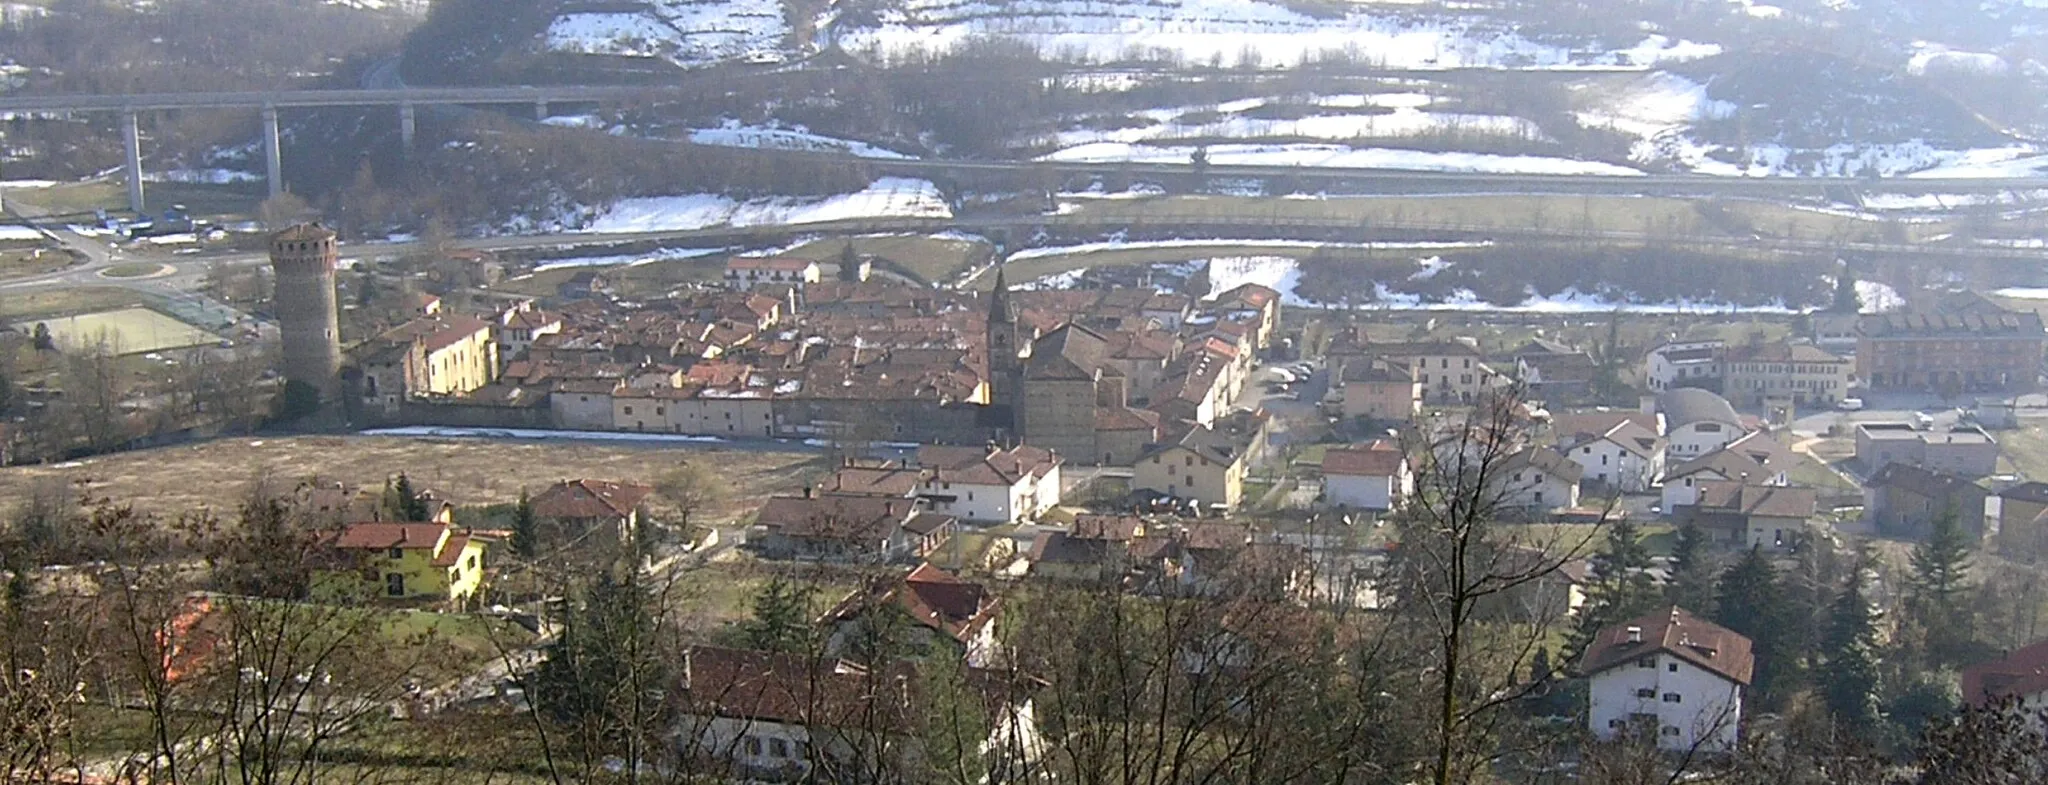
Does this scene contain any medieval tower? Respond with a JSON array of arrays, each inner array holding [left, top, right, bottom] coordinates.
[[986, 264, 1023, 434], [269, 223, 343, 400]]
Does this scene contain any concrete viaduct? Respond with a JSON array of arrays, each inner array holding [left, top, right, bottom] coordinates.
[[0, 85, 688, 213], [6, 85, 2048, 216]]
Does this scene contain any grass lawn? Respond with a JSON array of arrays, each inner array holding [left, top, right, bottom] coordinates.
[[779, 233, 993, 285], [0, 434, 821, 524], [665, 560, 873, 636], [99, 262, 166, 278], [1786, 452, 1858, 491], [13, 180, 264, 221], [0, 246, 74, 279], [31, 306, 217, 355], [0, 285, 144, 320], [2000, 424, 2048, 481]]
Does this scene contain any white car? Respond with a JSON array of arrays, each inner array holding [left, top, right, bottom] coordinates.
[[1836, 397, 1865, 411]]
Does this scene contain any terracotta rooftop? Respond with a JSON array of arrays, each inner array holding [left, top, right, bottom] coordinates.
[[1322, 440, 1405, 477], [1579, 606, 1754, 686], [530, 479, 654, 520]]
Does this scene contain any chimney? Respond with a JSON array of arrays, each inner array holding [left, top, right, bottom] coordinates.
[[679, 650, 692, 690], [1626, 625, 1642, 643], [886, 500, 896, 517]]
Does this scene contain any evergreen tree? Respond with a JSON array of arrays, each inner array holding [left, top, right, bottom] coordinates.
[[1822, 557, 1882, 733], [1666, 523, 1715, 614], [1569, 516, 1662, 656], [386, 473, 429, 521], [1592, 309, 1626, 401], [511, 489, 537, 560], [1714, 546, 1788, 703], [532, 571, 667, 757], [744, 576, 814, 653], [1832, 268, 1862, 314], [0, 359, 15, 415], [1909, 508, 1976, 666], [30, 322, 52, 352]]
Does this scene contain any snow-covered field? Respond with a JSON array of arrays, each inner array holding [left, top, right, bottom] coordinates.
[[533, 246, 727, 271], [1049, 94, 1543, 148], [0, 224, 44, 241], [147, 168, 263, 184], [544, 0, 788, 68], [689, 122, 913, 159], [1042, 141, 1644, 175], [840, 0, 1720, 70], [1007, 237, 1492, 262], [580, 178, 951, 233], [1197, 255, 1800, 311]]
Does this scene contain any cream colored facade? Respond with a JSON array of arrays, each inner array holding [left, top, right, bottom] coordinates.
[[1723, 350, 1852, 407], [1132, 444, 1247, 511], [420, 324, 498, 396]]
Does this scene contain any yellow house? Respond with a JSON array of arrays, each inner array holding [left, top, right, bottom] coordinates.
[[357, 315, 500, 410], [1131, 413, 1268, 512], [312, 522, 491, 604]]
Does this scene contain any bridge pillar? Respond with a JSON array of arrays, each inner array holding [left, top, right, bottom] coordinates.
[[122, 110, 144, 214], [534, 100, 549, 121], [261, 105, 282, 200], [398, 103, 416, 153]]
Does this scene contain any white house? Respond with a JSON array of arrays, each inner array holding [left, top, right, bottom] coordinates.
[[1644, 340, 1724, 394], [1497, 447, 1584, 514], [1561, 420, 1665, 494], [673, 646, 1043, 781], [1658, 432, 1792, 515], [916, 445, 1063, 525], [1656, 388, 1745, 461], [1581, 607, 1752, 753], [1320, 440, 1412, 512], [725, 257, 822, 290]]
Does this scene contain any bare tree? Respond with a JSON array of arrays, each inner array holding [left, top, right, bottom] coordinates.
[[1390, 385, 1606, 785]]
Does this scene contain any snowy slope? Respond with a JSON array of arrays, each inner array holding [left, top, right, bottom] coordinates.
[[580, 178, 951, 233], [544, 0, 789, 67], [688, 123, 914, 159], [1042, 142, 1644, 176], [839, 0, 1720, 70], [1050, 94, 1543, 148]]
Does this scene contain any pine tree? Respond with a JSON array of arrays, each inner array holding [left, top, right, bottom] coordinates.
[[1909, 508, 1976, 666], [745, 576, 814, 653], [1666, 523, 1715, 614], [511, 489, 537, 560], [532, 571, 666, 757], [1592, 309, 1626, 401], [1822, 557, 1882, 732], [1714, 546, 1788, 703], [1570, 517, 1662, 656], [1832, 268, 1861, 314], [388, 473, 429, 521]]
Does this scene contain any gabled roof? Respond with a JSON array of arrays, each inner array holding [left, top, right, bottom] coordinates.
[[1322, 440, 1405, 477], [1694, 482, 1817, 519], [1502, 447, 1584, 483], [530, 479, 654, 520], [1566, 420, 1664, 460], [819, 465, 924, 497], [1580, 606, 1753, 686], [676, 646, 1030, 733], [1664, 447, 1770, 484], [1072, 514, 1143, 540], [918, 444, 1061, 486], [1553, 409, 1661, 440], [824, 563, 999, 645], [1341, 358, 1415, 384], [332, 522, 446, 550], [1146, 411, 1266, 466], [1025, 323, 1114, 381], [1963, 638, 2048, 706], [2000, 481, 2048, 505], [1868, 462, 1984, 501]]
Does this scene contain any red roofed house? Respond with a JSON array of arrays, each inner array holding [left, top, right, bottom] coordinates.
[[1209, 282, 1281, 349], [530, 478, 655, 546], [726, 257, 822, 291], [1581, 607, 1751, 753], [354, 314, 500, 413], [1962, 638, 2048, 723], [822, 563, 1003, 666], [1321, 439, 1412, 512], [914, 444, 1063, 524], [311, 522, 492, 604], [751, 493, 958, 563]]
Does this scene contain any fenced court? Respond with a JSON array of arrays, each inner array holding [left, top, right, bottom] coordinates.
[[21, 306, 217, 354]]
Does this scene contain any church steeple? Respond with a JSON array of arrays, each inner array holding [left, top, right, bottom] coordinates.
[[988, 264, 1015, 328], [986, 262, 1023, 431]]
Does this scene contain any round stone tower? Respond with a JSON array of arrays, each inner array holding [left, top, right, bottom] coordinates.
[[269, 223, 342, 400]]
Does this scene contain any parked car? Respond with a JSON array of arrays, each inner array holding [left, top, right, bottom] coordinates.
[[1837, 397, 1865, 411]]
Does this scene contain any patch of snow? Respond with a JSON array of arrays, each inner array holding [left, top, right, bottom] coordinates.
[[1019, 268, 1090, 290], [149, 168, 262, 184], [1205, 256, 1301, 301], [842, 0, 1720, 71], [0, 179, 58, 188], [1410, 256, 1453, 279], [1007, 237, 1491, 262], [1995, 287, 2048, 299], [1908, 42, 2009, 76], [580, 178, 952, 233], [1051, 104, 1542, 148], [0, 225, 41, 241], [1857, 190, 2048, 211], [1041, 142, 1643, 175], [541, 114, 606, 129], [1857, 280, 1905, 313], [1575, 72, 1734, 144], [534, 246, 726, 271], [688, 121, 913, 159], [1910, 149, 2048, 178], [543, 0, 789, 68]]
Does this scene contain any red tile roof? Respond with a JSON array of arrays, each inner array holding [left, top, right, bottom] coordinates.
[[1579, 606, 1753, 686], [1322, 440, 1405, 477], [430, 533, 473, 567], [530, 479, 653, 520], [825, 563, 999, 645], [1964, 638, 2048, 707]]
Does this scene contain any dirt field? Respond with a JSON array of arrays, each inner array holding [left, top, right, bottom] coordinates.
[[0, 286, 143, 320], [0, 435, 825, 524], [25, 306, 217, 354]]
